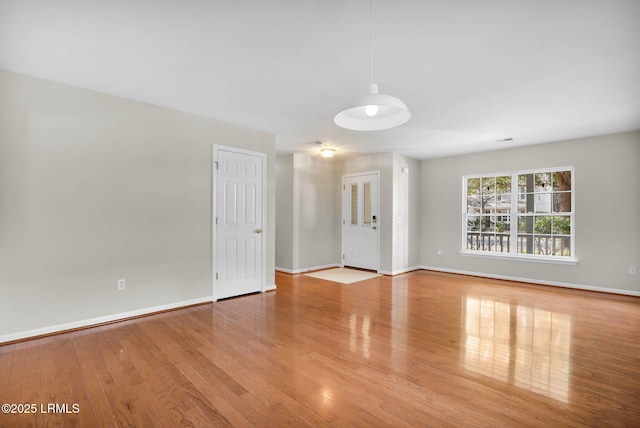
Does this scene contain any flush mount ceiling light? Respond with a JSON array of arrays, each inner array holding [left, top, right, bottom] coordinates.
[[320, 148, 336, 158], [334, 0, 411, 131]]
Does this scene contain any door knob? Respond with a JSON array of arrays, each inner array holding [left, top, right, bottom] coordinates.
[[255, 228, 263, 234]]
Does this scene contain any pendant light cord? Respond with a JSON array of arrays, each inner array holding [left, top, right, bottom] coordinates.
[[370, 0, 374, 85]]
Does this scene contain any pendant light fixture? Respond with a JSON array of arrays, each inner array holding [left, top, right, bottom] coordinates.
[[334, 0, 411, 131]]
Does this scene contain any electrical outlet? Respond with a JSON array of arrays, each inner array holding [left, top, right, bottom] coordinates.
[[117, 279, 126, 290], [630, 266, 637, 275], [437, 250, 443, 256]]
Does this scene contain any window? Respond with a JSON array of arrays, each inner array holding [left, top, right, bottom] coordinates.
[[463, 167, 574, 261]]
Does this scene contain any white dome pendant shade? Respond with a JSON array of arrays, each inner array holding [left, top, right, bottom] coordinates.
[[334, 83, 411, 131], [333, 0, 411, 131]]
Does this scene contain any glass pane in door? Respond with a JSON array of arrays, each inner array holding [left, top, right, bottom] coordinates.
[[363, 182, 371, 225], [351, 184, 358, 225]]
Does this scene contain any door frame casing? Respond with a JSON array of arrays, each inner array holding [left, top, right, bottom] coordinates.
[[341, 170, 380, 272], [212, 144, 267, 301]]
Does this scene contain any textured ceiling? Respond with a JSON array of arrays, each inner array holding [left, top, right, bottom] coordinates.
[[1, 0, 639, 159]]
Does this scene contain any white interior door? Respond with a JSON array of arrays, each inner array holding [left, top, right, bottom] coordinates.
[[342, 172, 379, 271], [213, 147, 264, 300]]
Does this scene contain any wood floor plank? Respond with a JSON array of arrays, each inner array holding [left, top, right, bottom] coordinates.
[[116, 324, 208, 426], [74, 331, 117, 427], [1, 270, 639, 427]]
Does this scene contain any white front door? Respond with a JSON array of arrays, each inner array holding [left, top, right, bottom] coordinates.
[[342, 172, 379, 271], [213, 146, 265, 301]]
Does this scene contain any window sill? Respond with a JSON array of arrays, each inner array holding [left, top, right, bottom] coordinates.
[[460, 251, 578, 265]]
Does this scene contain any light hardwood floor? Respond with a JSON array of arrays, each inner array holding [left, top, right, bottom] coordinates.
[[1, 270, 639, 427]]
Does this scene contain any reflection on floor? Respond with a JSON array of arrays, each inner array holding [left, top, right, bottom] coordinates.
[[349, 313, 371, 359], [463, 296, 571, 402]]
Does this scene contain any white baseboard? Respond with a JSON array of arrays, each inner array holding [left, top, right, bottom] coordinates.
[[378, 266, 422, 276], [275, 263, 341, 274], [264, 284, 277, 292], [0, 296, 213, 345], [278, 265, 421, 277], [420, 266, 640, 297]]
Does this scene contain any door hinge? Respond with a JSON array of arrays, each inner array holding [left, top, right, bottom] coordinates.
[[343, 184, 345, 190], [215, 217, 218, 225], [215, 272, 219, 280], [342, 254, 345, 260], [343, 219, 345, 225], [214, 161, 219, 170]]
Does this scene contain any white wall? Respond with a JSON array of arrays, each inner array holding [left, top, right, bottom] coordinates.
[[275, 154, 294, 270], [392, 154, 421, 274], [420, 131, 640, 294], [0, 70, 276, 341], [275, 153, 339, 273], [294, 154, 340, 270]]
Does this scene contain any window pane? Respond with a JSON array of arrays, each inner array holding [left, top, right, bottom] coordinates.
[[534, 193, 552, 213], [481, 177, 496, 195], [466, 234, 474, 250], [467, 218, 480, 232], [468, 178, 480, 196], [518, 174, 533, 189], [467, 196, 481, 213], [517, 234, 533, 254], [552, 216, 571, 235], [553, 171, 571, 191], [485, 234, 495, 252], [518, 193, 531, 213], [534, 216, 552, 234], [517, 216, 532, 233], [494, 233, 510, 253], [479, 233, 493, 251], [553, 192, 571, 213], [479, 216, 494, 232], [363, 182, 371, 225], [553, 237, 571, 257], [535, 236, 554, 255], [482, 196, 496, 214], [496, 217, 510, 233], [496, 176, 511, 194], [350, 184, 357, 225], [467, 232, 481, 250], [482, 237, 491, 251], [535, 173, 551, 192], [467, 199, 480, 213], [496, 194, 511, 213]]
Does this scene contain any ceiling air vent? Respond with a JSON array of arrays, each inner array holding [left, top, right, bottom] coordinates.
[[306, 141, 326, 146]]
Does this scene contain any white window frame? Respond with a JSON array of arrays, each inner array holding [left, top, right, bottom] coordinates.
[[461, 167, 577, 264]]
